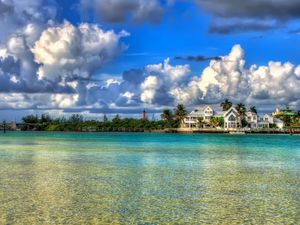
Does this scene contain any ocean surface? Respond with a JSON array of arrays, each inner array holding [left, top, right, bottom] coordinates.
[[0, 132, 299, 224]]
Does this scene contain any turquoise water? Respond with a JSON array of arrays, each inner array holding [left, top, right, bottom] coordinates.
[[0, 132, 299, 224]]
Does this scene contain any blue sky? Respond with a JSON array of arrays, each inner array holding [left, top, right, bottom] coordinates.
[[0, 0, 300, 120], [55, 0, 300, 74]]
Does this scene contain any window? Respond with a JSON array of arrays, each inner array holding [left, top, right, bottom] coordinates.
[[228, 115, 236, 121], [228, 122, 236, 128]]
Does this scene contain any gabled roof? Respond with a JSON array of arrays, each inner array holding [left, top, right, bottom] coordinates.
[[189, 110, 204, 117], [188, 105, 231, 118], [246, 111, 257, 116], [224, 106, 238, 118], [203, 105, 213, 111]]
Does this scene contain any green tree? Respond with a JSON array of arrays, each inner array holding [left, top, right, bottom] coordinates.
[[220, 99, 232, 111], [40, 114, 52, 123], [22, 114, 39, 124], [161, 109, 173, 122], [69, 114, 83, 123], [197, 117, 205, 128], [235, 103, 247, 128], [112, 114, 121, 123], [174, 104, 187, 127], [218, 117, 225, 127], [250, 106, 257, 114], [235, 103, 246, 117], [209, 117, 224, 128]]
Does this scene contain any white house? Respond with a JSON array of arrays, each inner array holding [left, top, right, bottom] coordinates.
[[224, 106, 241, 130], [245, 112, 284, 129], [184, 105, 284, 130], [184, 105, 222, 128], [245, 111, 258, 128]]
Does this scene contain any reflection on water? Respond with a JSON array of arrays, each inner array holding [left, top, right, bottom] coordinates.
[[0, 132, 299, 224]]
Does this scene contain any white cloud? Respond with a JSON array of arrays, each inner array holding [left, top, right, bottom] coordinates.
[[32, 21, 129, 82], [248, 61, 300, 105], [168, 44, 300, 109], [198, 44, 249, 101], [1, 16, 300, 115], [140, 76, 159, 103], [140, 58, 191, 105], [51, 94, 79, 108], [146, 58, 190, 83], [122, 91, 134, 100]]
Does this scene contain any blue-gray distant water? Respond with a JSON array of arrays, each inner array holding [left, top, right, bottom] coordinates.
[[0, 132, 299, 224]]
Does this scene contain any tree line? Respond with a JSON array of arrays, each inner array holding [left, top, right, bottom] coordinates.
[[20, 104, 188, 131], [19, 100, 300, 131]]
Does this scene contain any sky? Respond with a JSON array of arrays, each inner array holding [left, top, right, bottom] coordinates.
[[1, 0, 300, 121]]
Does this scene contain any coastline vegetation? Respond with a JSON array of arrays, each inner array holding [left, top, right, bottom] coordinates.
[[20, 104, 188, 132], [18, 102, 300, 131]]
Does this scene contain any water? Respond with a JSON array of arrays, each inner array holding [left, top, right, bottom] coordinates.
[[0, 132, 299, 224]]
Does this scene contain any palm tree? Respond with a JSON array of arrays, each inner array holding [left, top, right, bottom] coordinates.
[[161, 109, 173, 122], [220, 99, 232, 111], [250, 106, 257, 114], [235, 103, 246, 116], [209, 117, 219, 128], [235, 103, 247, 128], [175, 104, 187, 127], [197, 117, 204, 128]]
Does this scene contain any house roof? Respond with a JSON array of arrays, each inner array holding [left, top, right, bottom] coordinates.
[[224, 106, 238, 118], [246, 111, 257, 116], [190, 105, 223, 114]]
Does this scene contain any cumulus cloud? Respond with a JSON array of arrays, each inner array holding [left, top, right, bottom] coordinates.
[[32, 21, 129, 82], [0, 0, 57, 40], [1, 41, 300, 114], [0, 0, 65, 94], [196, 0, 300, 33], [140, 58, 191, 105], [248, 62, 300, 105], [0, 93, 79, 109], [1, 0, 299, 117], [80, 0, 165, 24], [169, 44, 300, 108], [0, 0, 130, 111], [97, 44, 298, 111]]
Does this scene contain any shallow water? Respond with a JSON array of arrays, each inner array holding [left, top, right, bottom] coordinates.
[[0, 132, 299, 224]]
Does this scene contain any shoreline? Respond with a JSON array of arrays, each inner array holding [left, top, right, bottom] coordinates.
[[2, 128, 300, 135]]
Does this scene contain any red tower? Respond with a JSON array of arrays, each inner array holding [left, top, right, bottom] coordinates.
[[142, 109, 147, 120]]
